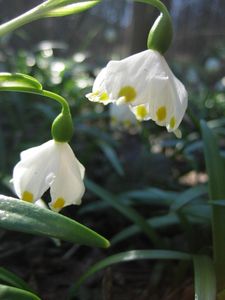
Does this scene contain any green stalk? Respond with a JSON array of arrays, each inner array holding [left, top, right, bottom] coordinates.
[[0, 1, 51, 37], [0, 0, 80, 37], [135, 0, 173, 53]]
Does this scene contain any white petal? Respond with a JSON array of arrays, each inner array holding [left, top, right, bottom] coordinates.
[[49, 143, 85, 212], [86, 68, 113, 105], [105, 50, 166, 106], [13, 140, 59, 202], [87, 49, 188, 134], [110, 103, 137, 127]]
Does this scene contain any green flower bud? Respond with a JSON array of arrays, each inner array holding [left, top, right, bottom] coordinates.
[[147, 11, 173, 54], [51, 110, 74, 142], [137, 0, 173, 54]]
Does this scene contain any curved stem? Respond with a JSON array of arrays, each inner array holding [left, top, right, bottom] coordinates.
[[135, 0, 169, 15], [40, 90, 70, 114], [134, 0, 173, 53]]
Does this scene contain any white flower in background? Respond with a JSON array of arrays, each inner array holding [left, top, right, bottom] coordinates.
[[110, 103, 137, 129], [86, 49, 188, 137], [12, 140, 85, 212]]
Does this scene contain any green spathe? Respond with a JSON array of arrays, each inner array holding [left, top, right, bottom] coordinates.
[[51, 111, 74, 142], [136, 0, 173, 54]]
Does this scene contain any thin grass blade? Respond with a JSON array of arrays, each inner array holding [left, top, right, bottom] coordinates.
[[68, 250, 191, 298], [86, 179, 163, 247]]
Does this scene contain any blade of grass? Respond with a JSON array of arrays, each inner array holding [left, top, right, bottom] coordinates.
[[68, 250, 191, 298], [111, 213, 179, 245], [98, 141, 124, 176], [170, 185, 207, 212], [86, 179, 164, 247]]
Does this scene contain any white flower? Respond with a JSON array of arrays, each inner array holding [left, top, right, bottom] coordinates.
[[110, 103, 137, 129], [12, 140, 85, 212], [86, 49, 188, 136]]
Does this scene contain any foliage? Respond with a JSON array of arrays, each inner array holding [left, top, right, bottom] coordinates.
[[0, 1, 225, 298]]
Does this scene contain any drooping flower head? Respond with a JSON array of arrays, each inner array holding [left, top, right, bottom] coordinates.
[[110, 103, 138, 130], [12, 140, 85, 212], [86, 49, 187, 137]]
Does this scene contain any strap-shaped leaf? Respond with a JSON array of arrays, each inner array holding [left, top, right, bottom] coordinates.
[[0, 195, 109, 248], [0, 73, 42, 92], [0, 284, 40, 300], [44, 1, 100, 17], [68, 250, 191, 298], [0, 267, 34, 293], [86, 179, 164, 247], [201, 120, 225, 290], [193, 255, 216, 300]]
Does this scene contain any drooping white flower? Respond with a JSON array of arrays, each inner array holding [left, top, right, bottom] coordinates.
[[86, 49, 188, 136], [110, 103, 137, 129], [12, 140, 85, 212]]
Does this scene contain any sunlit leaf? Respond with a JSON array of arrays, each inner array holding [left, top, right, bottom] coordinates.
[[193, 255, 216, 300], [0, 195, 109, 248], [0, 284, 40, 300], [0, 73, 42, 92], [68, 250, 191, 298]]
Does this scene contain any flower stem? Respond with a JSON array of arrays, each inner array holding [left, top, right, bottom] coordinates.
[[0, 1, 50, 37], [134, 0, 173, 53], [40, 89, 70, 114]]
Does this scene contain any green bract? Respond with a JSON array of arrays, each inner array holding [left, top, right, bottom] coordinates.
[[136, 0, 173, 54]]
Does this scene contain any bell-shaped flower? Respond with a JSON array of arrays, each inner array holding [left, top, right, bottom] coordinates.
[[86, 50, 188, 136], [110, 103, 137, 130], [12, 140, 85, 212]]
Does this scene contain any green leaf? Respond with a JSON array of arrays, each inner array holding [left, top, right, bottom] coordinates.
[[201, 120, 225, 199], [208, 200, 225, 206], [98, 141, 124, 176], [86, 179, 163, 247], [0, 73, 42, 92], [120, 188, 177, 206], [0, 284, 40, 300], [45, 1, 100, 17], [193, 255, 216, 300], [170, 185, 207, 212], [201, 120, 225, 289], [68, 250, 191, 298], [0, 267, 34, 293], [0, 195, 109, 248], [111, 214, 179, 245]]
